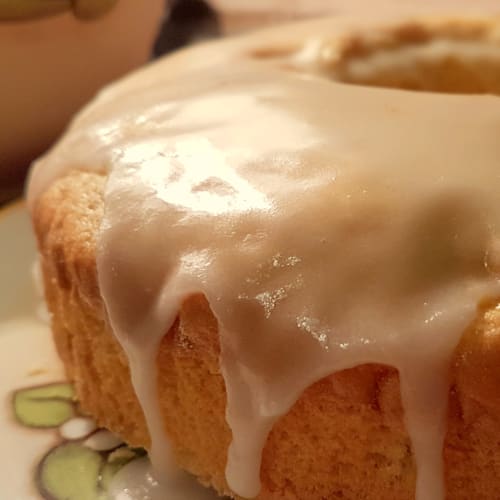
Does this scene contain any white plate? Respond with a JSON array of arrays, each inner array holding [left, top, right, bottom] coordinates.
[[0, 202, 221, 500]]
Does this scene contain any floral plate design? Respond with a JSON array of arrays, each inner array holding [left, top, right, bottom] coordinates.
[[0, 202, 220, 500]]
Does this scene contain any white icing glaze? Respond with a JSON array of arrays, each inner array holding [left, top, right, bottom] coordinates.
[[28, 14, 500, 500], [109, 456, 220, 500]]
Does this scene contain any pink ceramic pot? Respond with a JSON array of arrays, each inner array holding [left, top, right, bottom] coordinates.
[[0, 0, 165, 186]]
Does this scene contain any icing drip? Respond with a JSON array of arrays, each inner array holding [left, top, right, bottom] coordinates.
[[109, 456, 220, 500], [28, 21, 500, 500]]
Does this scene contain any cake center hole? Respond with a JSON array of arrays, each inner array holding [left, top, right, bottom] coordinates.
[[313, 22, 500, 95]]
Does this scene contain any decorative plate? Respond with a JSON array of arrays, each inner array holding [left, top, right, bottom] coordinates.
[[0, 202, 220, 500]]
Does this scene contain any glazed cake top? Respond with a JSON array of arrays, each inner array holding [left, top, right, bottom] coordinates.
[[28, 13, 500, 500]]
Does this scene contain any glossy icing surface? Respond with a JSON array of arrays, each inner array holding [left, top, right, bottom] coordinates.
[[28, 15, 500, 500], [109, 456, 220, 500]]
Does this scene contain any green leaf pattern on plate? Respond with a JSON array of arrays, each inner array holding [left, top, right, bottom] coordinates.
[[12, 382, 145, 500], [99, 448, 138, 492], [38, 443, 104, 500], [13, 383, 75, 428]]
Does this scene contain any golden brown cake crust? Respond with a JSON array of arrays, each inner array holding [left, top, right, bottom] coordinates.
[[32, 169, 500, 499]]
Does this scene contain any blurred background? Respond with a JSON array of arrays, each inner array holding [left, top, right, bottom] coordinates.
[[0, 0, 493, 205]]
